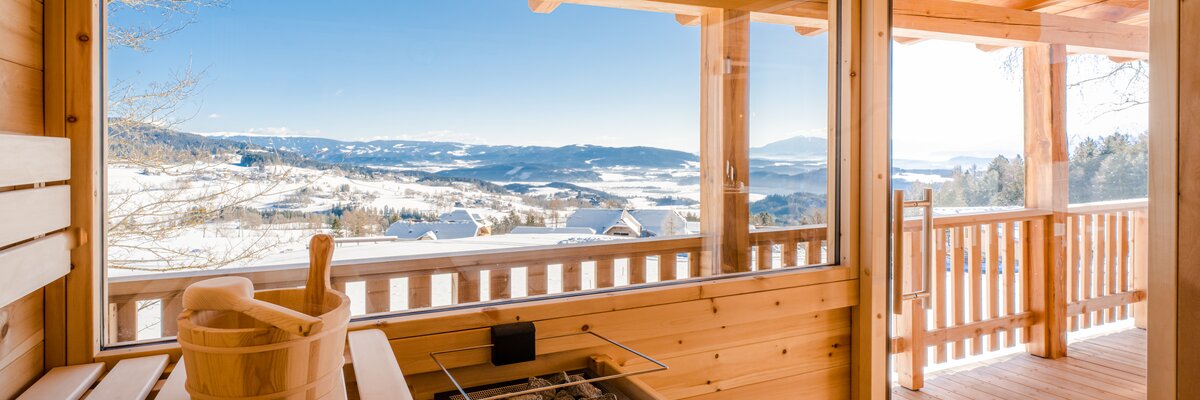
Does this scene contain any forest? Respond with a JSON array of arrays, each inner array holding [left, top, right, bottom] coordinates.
[[909, 132, 1149, 207]]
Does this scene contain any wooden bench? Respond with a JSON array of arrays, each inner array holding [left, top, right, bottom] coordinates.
[[17, 329, 411, 400], [18, 355, 167, 400]]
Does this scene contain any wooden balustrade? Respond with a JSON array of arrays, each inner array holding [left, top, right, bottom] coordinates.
[[107, 226, 829, 343], [892, 199, 1148, 386], [1065, 199, 1149, 332]]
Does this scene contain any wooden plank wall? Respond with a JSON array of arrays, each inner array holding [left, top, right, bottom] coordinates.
[[346, 268, 858, 400], [0, 0, 51, 397]]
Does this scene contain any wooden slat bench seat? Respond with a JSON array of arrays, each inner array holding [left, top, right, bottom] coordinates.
[[15, 355, 167, 400], [348, 329, 413, 400], [16, 363, 104, 400]]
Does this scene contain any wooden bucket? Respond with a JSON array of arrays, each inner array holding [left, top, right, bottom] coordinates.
[[177, 235, 350, 400]]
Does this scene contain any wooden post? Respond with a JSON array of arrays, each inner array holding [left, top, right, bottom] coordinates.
[[896, 231, 926, 390], [699, 8, 751, 275], [1148, 0, 1182, 396], [1132, 210, 1148, 329], [1023, 43, 1069, 359]]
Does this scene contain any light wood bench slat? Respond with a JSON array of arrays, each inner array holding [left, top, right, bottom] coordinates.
[[17, 362, 104, 400], [85, 354, 168, 400], [348, 329, 413, 400], [155, 362, 189, 400]]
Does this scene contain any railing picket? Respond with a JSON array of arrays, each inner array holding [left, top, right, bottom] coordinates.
[[806, 240, 822, 265], [688, 251, 701, 277], [1004, 222, 1016, 347], [987, 223, 1000, 351], [457, 271, 481, 304], [934, 228, 948, 363], [563, 261, 583, 292], [1106, 213, 1118, 323], [365, 278, 391, 313], [756, 244, 771, 271], [527, 264, 548, 296], [1133, 210, 1149, 327], [409, 275, 432, 309], [657, 253, 676, 282], [114, 301, 137, 343], [1094, 214, 1107, 325], [969, 224, 983, 355], [161, 295, 182, 338], [952, 226, 966, 359], [595, 258, 615, 288], [628, 256, 646, 285], [1020, 220, 1031, 344], [782, 239, 798, 267], [1118, 213, 1130, 320], [489, 268, 511, 300], [1067, 215, 1079, 332], [1081, 214, 1094, 329]]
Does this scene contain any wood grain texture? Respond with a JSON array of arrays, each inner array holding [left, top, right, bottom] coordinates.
[[893, 328, 1146, 400], [348, 330, 413, 400], [699, 7, 750, 275], [17, 362, 102, 400], [0, 0, 41, 70], [1147, 0, 1179, 395], [0, 233, 70, 308], [0, 60, 43, 136], [86, 354, 168, 400], [0, 132, 68, 187], [0, 185, 70, 248]]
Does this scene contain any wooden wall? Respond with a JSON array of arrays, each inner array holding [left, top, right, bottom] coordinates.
[[0, 0, 50, 397], [348, 267, 858, 400]]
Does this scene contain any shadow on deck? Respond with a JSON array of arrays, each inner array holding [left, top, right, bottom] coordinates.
[[893, 328, 1147, 400]]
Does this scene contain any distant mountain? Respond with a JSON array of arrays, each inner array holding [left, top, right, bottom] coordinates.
[[440, 163, 602, 182], [207, 135, 699, 170], [894, 156, 994, 170], [750, 136, 828, 160]]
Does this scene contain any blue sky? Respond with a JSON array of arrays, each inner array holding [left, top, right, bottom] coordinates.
[[109, 0, 1145, 159], [108, 0, 828, 152]]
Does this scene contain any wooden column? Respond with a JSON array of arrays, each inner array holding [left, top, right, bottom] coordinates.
[[699, 8, 750, 275], [1149, 0, 1195, 397], [1022, 43, 1069, 359]]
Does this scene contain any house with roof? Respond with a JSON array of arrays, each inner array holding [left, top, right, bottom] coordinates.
[[385, 209, 487, 240], [509, 226, 597, 235], [628, 209, 690, 237], [564, 209, 642, 237]]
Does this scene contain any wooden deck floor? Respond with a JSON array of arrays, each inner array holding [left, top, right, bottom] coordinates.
[[892, 328, 1147, 400]]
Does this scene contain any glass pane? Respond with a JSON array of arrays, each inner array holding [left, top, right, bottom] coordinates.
[[103, 1, 836, 345]]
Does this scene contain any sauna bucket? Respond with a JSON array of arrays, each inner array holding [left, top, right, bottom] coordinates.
[[177, 235, 350, 400]]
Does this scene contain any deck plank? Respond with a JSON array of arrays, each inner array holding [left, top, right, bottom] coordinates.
[[893, 329, 1146, 400]]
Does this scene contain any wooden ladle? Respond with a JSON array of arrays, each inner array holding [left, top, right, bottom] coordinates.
[[183, 276, 324, 336], [305, 234, 336, 315]]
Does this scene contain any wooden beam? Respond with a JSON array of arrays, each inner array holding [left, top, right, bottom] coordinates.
[[699, 8, 750, 275], [893, 36, 926, 45], [675, 14, 700, 25], [976, 44, 1008, 52], [1022, 43, 1069, 360], [894, 0, 1148, 58], [794, 26, 826, 36], [528, 0, 562, 13], [555, 0, 1148, 58]]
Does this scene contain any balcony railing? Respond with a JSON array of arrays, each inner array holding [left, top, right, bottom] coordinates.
[[892, 198, 1148, 383], [107, 225, 831, 343], [107, 199, 1148, 350]]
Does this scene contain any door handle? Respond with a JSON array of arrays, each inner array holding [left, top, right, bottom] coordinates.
[[893, 188, 934, 315]]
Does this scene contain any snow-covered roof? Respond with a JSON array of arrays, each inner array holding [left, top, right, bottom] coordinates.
[[564, 209, 642, 236], [628, 209, 688, 236], [510, 226, 597, 235], [384, 209, 484, 240]]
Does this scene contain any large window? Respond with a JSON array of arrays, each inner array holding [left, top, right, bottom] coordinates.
[[103, 1, 838, 345]]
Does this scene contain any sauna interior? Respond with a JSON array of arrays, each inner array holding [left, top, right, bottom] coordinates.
[[0, 0, 1196, 399]]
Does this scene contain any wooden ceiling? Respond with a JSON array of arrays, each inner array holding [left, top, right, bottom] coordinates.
[[535, 0, 1150, 58]]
